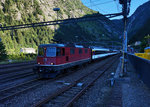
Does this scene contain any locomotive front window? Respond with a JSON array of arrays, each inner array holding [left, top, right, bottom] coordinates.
[[46, 47, 56, 57], [38, 47, 44, 56]]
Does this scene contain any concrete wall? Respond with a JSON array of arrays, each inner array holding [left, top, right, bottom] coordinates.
[[127, 54, 150, 88]]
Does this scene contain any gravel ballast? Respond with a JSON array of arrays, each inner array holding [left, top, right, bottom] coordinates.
[[0, 56, 118, 106], [73, 58, 150, 107]]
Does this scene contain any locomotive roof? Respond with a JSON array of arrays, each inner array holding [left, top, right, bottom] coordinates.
[[39, 44, 85, 48], [92, 48, 109, 51], [39, 44, 65, 47], [145, 47, 150, 49]]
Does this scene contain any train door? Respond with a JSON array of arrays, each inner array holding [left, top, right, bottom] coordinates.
[[64, 48, 69, 62], [61, 48, 67, 62]]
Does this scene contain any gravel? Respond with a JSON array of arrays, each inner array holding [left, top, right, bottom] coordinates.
[[73, 57, 119, 107], [0, 69, 37, 90], [73, 57, 150, 107], [122, 71, 150, 107], [0, 56, 117, 107]]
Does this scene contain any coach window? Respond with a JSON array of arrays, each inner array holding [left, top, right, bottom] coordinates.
[[85, 49, 88, 53], [62, 48, 65, 56], [79, 48, 82, 54], [70, 48, 75, 54], [56, 48, 61, 56], [95, 51, 106, 54]]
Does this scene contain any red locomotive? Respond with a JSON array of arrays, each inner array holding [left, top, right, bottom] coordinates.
[[34, 43, 117, 78], [34, 44, 91, 78]]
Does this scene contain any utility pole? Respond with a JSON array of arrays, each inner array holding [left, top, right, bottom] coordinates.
[[119, 0, 131, 76]]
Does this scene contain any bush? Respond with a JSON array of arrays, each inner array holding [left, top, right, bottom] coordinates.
[[0, 42, 7, 61], [8, 53, 37, 61]]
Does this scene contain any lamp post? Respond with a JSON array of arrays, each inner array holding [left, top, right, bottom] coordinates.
[[53, 8, 60, 34]]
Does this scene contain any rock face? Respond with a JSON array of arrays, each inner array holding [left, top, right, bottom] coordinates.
[[127, 1, 150, 38], [0, 0, 120, 54], [113, 1, 150, 42]]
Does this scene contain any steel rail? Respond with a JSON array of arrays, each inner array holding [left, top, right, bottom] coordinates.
[[0, 74, 67, 102], [33, 55, 119, 107], [0, 79, 38, 102], [0, 61, 35, 69], [0, 64, 34, 75], [0, 71, 34, 83], [0, 66, 82, 103], [0, 58, 96, 103], [64, 56, 119, 107]]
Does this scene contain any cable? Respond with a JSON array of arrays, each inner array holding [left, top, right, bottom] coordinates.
[[86, 0, 114, 7], [90, 0, 110, 14], [114, 0, 122, 13], [82, 0, 104, 5]]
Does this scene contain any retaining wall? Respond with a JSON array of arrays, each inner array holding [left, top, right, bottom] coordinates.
[[127, 54, 150, 88]]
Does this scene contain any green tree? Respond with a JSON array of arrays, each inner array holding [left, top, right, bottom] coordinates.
[[144, 34, 150, 46], [0, 42, 7, 61]]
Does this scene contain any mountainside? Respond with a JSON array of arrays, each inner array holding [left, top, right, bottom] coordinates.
[[127, 1, 150, 41], [112, 1, 150, 44], [0, 0, 120, 54]]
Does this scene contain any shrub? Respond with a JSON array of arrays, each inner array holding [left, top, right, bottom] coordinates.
[[0, 42, 7, 61]]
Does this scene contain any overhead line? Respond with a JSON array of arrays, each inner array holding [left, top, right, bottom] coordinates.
[[86, 0, 114, 7], [0, 13, 122, 31], [82, 0, 104, 5]]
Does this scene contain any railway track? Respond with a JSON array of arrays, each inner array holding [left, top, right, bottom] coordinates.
[[0, 61, 36, 84], [0, 61, 35, 69], [0, 62, 35, 75], [0, 60, 90, 103], [0, 79, 40, 102], [33, 55, 119, 107], [0, 69, 34, 84], [0, 55, 119, 105], [0, 67, 83, 103]]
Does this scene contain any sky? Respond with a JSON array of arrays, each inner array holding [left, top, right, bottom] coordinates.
[[81, 0, 149, 19]]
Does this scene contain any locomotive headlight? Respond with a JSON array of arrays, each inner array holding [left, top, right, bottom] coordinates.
[[51, 63, 54, 65]]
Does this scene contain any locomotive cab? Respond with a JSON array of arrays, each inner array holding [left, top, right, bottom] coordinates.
[[35, 44, 66, 78], [37, 46, 56, 65]]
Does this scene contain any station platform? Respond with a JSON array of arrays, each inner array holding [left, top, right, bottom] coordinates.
[[107, 58, 150, 107]]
